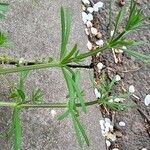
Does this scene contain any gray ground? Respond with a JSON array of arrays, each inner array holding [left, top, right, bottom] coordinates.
[[0, 0, 106, 150]]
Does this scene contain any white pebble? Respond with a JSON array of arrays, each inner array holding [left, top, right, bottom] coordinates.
[[109, 99, 114, 103], [99, 119, 105, 126], [110, 30, 114, 37], [106, 140, 111, 147], [115, 75, 121, 81], [87, 7, 94, 13], [82, 0, 90, 5], [82, 12, 88, 24], [85, 28, 90, 35], [86, 21, 93, 27], [87, 13, 93, 21], [122, 46, 127, 50], [94, 88, 101, 98], [114, 98, 121, 103], [142, 148, 147, 150], [105, 122, 111, 128], [97, 62, 104, 71], [81, 4, 86, 11], [91, 27, 98, 35], [114, 49, 123, 54], [112, 148, 119, 150], [111, 134, 117, 141], [129, 85, 135, 93], [119, 121, 126, 127], [51, 109, 57, 118], [19, 58, 25, 64], [87, 41, 93, 50], [93, 1, 104, 12], [144, 94, 150, 106], [95, 39, 104, 47], [105, 118, 111, 123]]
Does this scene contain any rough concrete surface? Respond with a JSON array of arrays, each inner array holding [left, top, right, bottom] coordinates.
[[0, 0, 106, 150]]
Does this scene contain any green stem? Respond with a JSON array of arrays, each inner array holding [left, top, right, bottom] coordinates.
[[0, 62, 61, 74], [0, 102, 16, 107], [0, 100, 98, 108], [71, 44, 108, 61], [0, 44, 109, 74]]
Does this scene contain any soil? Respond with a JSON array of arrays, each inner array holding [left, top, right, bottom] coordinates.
[[89, 0, 150, 149]]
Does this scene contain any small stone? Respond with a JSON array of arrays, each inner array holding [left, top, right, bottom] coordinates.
[[106, 140, 111, 147], [91, 27, 98, 35], [114, 98, 121, 103], [87, 41, 93, 50], [86, 21, 93, 27], [105, 122, 111, 128], [95, 39, 104, 47], [129, 85, 135, 93], [94, 88, 101, 98], [107, 133, 116, 141], [105, 118, 111, 123], [85, 28, 90, 35], [142, 148, 147, 150], [119, 121, 126, 127], [82, 12, 88, 24], [114, 48, 123, 54], [82, 0, 90, 5], [109, 125, 114, 131], [19, 58, 25, 64], [109, 99, 114, 103], [115, 75, 121, 81], [93, 1, 104, 12], [96, 32, 102, 38], [97, 62, 104, 72], [51, 109, 57, 118], [87, 13, 93, 21], [122, 46, 127, 50], [112, 148, 119, 150], [81, 4, 86, 11], [87, 7, 94, 13], [144, 94, 150, 106], [110, 30, 114, 37]]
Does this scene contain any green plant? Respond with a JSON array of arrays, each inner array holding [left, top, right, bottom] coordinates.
[[0, 1, 149, 149]]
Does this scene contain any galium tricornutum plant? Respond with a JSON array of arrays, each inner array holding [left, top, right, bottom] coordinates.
[[0, 1, 149, 149]]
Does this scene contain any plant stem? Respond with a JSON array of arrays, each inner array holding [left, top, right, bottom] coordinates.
[[0, 62, 61, 74], [0, 100, 98, 108], [0, 44, 109, 74]]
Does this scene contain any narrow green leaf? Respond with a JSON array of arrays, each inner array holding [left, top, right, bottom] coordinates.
[[60, 7, 66, 59], [17, 89, 26, 102], [61, 44, 77, 64], [58, 110, 70, 120], [0, 32, 7, 46], [123, 48, 150, 63], [75, 116, 90, 147], [0, 3, 9, 19], [65, 67, 86, 113], [60, 7, 71, 60], [62, 68, 76, 109], [12, 107, 22, 150], [71, 112, 83, 147], [115, 7, 125, 31]]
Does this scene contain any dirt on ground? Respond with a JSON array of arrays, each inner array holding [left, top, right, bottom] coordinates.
[[91, 0, 150, 149]]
